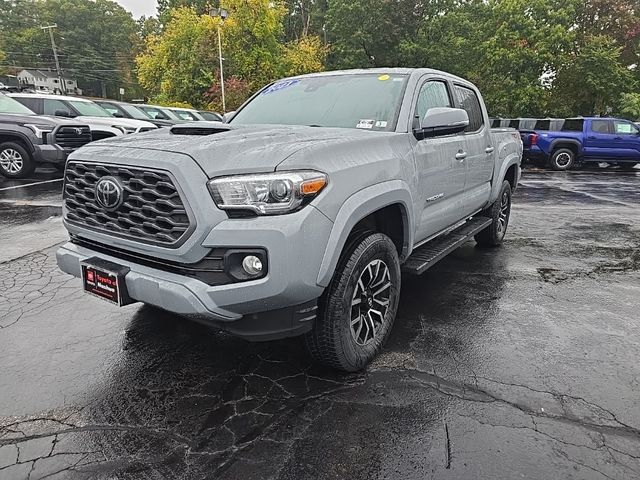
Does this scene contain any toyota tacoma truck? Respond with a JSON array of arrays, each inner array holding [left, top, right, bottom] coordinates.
[[56, 68, 522, 371], [0, 93, 91, 178], [520, 117, 640, 170]]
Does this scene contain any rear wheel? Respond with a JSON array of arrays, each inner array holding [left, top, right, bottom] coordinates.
[[475, 180, 512, 248], [0, 142, 35, 179], [305, 233, 401, 372], [549, 148, 575, 171]]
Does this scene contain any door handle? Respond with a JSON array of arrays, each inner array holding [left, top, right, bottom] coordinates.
[[614, 136, 623, 140], [455, 151, 467, 161], [587, 136, 596, 139], [485, 146, 494, 154]]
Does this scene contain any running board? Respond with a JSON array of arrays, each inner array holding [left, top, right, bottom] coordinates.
[[402, 217, 492, 275]]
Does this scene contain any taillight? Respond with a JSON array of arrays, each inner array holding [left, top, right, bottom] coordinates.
[[530, 133, 538, 146]]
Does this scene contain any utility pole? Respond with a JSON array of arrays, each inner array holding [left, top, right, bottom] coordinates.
[[209, 8, 228, 113], [40, 24, 66, 94]]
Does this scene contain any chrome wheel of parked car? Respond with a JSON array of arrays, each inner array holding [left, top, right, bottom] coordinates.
[[0, 148, 23, 175], [0, 142, 34, 179], [350, 259, 392, 346], [550, 148, 575, 171]]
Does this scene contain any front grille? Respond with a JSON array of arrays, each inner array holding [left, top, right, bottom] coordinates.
[[54, 126, 92, 150], [64, 162, 193, 247]]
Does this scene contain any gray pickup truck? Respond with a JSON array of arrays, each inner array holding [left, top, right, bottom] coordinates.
[[56, 68, 522, 371]]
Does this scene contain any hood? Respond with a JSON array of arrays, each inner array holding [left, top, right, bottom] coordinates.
[[83, 124, 381, 177], [78, 116, 157, 129]]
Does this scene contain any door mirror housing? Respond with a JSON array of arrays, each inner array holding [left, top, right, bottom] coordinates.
[[416, 107, 469, 138], [54, 109, 72, 118]]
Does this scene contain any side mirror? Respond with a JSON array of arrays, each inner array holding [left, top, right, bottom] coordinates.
[[416, 107, 469, 138], [222, 110, 236, 123], [55, 109, 72, 118], [112, 111, 124, 118]]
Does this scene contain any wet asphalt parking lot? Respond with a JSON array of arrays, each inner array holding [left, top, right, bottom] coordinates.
[[0, 165, 639, 480]]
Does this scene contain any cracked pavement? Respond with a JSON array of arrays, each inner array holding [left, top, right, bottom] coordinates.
[[1, 168, 639, 479]]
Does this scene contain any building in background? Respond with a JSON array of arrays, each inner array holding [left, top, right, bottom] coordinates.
[[16, 69, 81, 95]]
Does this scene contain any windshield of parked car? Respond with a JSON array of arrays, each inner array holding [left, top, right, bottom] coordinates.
[[121, 104, 154, 120], [170, 109, 199, 121], [139, 106, 175, 120], [67, 100, 112, 117], [199, 111, 222, 121], [0, 95, 36, 115], [231, 74, 409, 131]]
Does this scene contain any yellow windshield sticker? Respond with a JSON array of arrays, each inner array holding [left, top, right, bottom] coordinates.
[[378, 74, 390, 81]]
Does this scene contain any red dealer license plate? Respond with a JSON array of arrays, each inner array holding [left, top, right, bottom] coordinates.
[[81, 258, 132, 306]]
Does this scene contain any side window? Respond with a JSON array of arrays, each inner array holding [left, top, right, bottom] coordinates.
[[414, 80, 451, 122], [15, 97, 40, 113], [614, 120, 639, 135], [44, 99, 72, 116], [591, 120, 610, 134], [453, 85, 484, 132]]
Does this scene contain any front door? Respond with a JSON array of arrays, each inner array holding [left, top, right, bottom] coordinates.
[[583, 119, 614, 159], [410, 78, 467, 243], [612, 120, 640, 160]]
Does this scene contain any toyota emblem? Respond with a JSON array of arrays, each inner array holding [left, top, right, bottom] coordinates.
[[74, 127, 85, 135], [95, 176, 124, 210]]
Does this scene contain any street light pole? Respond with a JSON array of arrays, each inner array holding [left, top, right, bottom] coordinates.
[[209, 8, 228, 113], [40, 24, 66, 94], [217, 24, 226, 113]]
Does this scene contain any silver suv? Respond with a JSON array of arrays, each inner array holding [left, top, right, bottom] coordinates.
[[56, 68, 522, 371]]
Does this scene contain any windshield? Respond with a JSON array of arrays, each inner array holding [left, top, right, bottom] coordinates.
[[67, 100, 112, 117], [231, 74, 408, 131], [170, 109, 199, 121], [121, 104, 153, 120], [0, 95, 35, 115], [199, 111, 222, 121]]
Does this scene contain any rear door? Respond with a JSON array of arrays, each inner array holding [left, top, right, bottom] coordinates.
[[612, 120, 640, 159], [583, 119, 614, 159], [451, 84, 493, 216], [410, 78, 468, 242]]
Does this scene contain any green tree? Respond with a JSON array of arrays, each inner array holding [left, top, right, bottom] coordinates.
[[619, 93, 640, 120], [0, 0, 139, 98], [551, 35, 636, 116]]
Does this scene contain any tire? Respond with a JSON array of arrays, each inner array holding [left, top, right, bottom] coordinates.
[[475, 180, 512, 248], [0, 142, 35, 179], [549, 148, 575, 171], [304, 233, 401, 372], [619, 162, 637, 171]]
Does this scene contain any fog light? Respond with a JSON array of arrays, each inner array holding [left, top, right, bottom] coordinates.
[[242, 255, 263, 275]]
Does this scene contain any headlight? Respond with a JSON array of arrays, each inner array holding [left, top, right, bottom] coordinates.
[[208, 171, 328, 215], [25, 124, 54, 139], [112, 125, 137, 134]]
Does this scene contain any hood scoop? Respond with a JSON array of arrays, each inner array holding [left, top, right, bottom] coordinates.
[[170, 122, 234, 136]]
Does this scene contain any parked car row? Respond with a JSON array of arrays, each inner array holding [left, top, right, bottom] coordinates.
[[492, 116, 640, 170], [0, 92, 223, 178]]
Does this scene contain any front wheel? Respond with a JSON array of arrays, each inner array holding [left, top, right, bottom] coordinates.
[[0, 142, 35, 179], [475, 180, 512, 248], [549, 148, 575, 171], [305, 233, 401, 372]]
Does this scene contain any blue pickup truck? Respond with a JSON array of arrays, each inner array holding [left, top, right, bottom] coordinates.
[[520, 117, 640, 170]]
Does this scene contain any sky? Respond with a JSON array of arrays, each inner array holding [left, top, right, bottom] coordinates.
[[115, 0, 157, 18]]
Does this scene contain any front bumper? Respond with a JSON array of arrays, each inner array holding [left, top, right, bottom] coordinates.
[[56, 205, 333, 340], [33, 144, 69, 165]]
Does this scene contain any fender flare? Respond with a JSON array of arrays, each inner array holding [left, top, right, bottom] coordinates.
[[0, 130, 36, 153], [316, 180, 415, 287], [549, 138, 582, 155], [489, 155, 521, 204]]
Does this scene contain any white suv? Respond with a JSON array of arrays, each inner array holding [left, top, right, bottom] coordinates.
[[9, 94, 157, 141]]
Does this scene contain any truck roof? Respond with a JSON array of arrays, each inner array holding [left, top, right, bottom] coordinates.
[[286, 67, 472, 85]]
